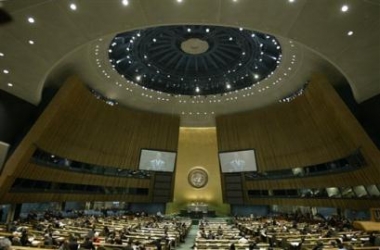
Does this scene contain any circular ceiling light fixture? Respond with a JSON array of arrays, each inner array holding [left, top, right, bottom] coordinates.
[[108, 25, 282, 96]]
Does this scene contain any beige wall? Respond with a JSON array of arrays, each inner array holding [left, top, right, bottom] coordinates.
[[166, 127, 230, 215]]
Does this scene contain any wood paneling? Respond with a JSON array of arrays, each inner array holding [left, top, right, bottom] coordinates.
[[245, 197, 380, 210], [0, 76, 180, 204], [37, 77, 179, 168], [1, 192, 151, 204], [19, 163, 152, 188], [217, 74, 380, 208]]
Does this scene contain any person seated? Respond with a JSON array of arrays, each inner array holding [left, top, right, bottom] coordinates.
[[81, 237, 95, 250], [249, 242, 259, 250], [68, 237, 79, 250], [229, 243, 236, 250], [0, 238, 12, 250], [59, 240, 70, 250], [207, 230, 215, 239], [43, 233, 53, 247], [238, 234, 249, 244], [114, 236, 123, 245], [217, 226, 223, 236]]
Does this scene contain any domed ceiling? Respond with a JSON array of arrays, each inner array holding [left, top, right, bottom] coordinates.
[[108, 25, 281, 95], [0, 0, 379, 126]]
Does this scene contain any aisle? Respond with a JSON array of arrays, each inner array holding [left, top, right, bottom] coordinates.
[[176, 225, 198, 250]]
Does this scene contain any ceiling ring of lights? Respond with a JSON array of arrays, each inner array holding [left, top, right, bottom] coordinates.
[[108, 25, 282, 96]]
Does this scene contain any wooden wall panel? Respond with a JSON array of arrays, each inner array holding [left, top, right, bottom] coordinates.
[[245, 197, 380, 210], [217, 74, 380, 208], [0, 76, 180, 204], [18, 163, 152, 188], [37, 76, 179, 168], [216, 74, 380, 177], [1, 193, 151, 204]]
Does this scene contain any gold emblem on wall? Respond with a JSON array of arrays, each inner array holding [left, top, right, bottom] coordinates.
[[188, 168, 208, 188]]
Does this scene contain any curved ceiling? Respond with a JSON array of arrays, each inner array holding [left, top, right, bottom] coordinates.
[[108, 25, 282, 95], [0, 0, 379, 127]]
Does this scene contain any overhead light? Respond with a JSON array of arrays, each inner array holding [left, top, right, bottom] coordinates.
[[70, 3, 77, 10], [254, 74, 259, 79], [347, 30, 354, 36], [27, 17, 35, 23], [0, 52, 4, 57], [3, 69, 9, 74], [195, 86, 200, 93], [226, 83, 231, 89], [288, 0, 295, 2], [122, 0, 129, 6], [7, 83, 13, 87], [341, 5, 349, 12], [135, 75, 141, 81], [187, 28, 191, 32], [28, 40, 35, 45], [239, 27, 243, 31], [177, 0, 183, 2], [152, 38, 157, 42], [205, 28, 210, 33]]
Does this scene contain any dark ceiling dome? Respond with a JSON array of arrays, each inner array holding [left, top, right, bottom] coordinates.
[[108, 25, 282, 96]]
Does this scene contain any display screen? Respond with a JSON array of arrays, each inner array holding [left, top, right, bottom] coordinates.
[[138, 149, 176, 172], [219, 149, 257, 173]]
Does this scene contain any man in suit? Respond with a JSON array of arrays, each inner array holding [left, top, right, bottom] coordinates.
[[229, 153, 245, 172], [150, 152, 165, 171]]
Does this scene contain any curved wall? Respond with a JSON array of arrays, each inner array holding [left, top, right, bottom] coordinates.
[[0, 76, 180, 203], [217, 74, 380, 209], [37, 77, 179, 168], [216, 74, 380, 174]]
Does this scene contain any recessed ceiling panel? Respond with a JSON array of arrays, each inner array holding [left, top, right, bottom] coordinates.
[[108, 25, 282, 95]]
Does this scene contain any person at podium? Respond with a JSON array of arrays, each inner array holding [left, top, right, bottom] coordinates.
[[150, 152, 166, 171], [229, 153, 245, 172]]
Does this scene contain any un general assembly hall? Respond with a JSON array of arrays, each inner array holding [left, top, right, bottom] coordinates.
[[0, 1, 379, 249]]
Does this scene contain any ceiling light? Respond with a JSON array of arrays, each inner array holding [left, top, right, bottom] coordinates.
[[187, 28, 191, 32], [195, 87, 200, 93], [288, 0, 295, 2], [347, 30, 354, 36], [135, 75, 141, 81], [341, 5, 349, 12], [28, 40, 34, 45], [7, 83, 13, 87], [226, 83, 231, 89], [229, 37, 233, 41], [70, 3, 77, 10], [153, 38, 157, 42], [239, 27, 243, 31], [122, 0, 129, 5], [206, 28, 210, 33], [3, 69, 9, 74], [254, 74, 259, 79], [0, 52, 4, 57], [177, 0, 183, 2], [27, 17, 35, 23]]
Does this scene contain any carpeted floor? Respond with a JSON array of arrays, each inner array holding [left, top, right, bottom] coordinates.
[[176, 224, 198, 250], [176, 217, 230, 249]]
